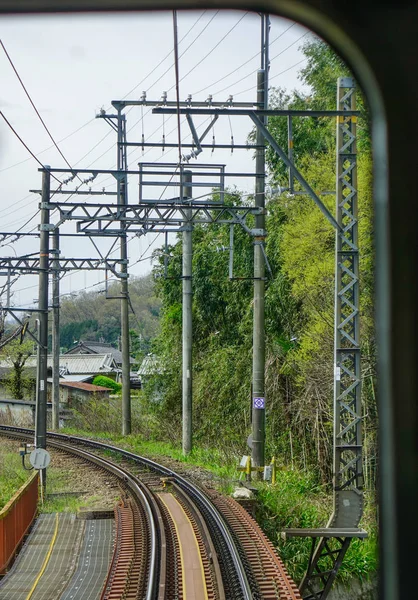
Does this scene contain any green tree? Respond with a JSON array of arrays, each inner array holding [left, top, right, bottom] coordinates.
[[0, 338, 34, 399]]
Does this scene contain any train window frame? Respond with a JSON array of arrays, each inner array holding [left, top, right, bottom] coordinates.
[[2, 2, 417, 600]]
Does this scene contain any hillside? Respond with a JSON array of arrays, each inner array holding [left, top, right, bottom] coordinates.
[[58, 273, 161, 355]]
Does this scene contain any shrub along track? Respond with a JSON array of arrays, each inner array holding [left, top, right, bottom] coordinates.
[[0, 425, 301, 600]]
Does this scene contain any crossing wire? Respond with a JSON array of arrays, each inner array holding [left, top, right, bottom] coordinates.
[[234, 57, 307, 96], [192, 21, 296, 96], [1, 39, 77, 173], [0, 119, 94, 174], [212, 30, 309, 96], [0, 112, 61, 183], [82, 11, 221, 171]]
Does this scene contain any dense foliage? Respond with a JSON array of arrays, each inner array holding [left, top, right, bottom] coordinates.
[[144, 37, 377, 494], [0, 446, 31, 509], [92, 375, 122, 393], [0, 338, 34, 399]]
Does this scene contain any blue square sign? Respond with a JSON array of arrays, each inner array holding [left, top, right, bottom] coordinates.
[[253, 397, 265, 409]]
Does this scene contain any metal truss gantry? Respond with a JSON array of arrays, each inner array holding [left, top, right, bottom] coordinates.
[[0, 256, 126, 277], [42, 196, 263, 236]]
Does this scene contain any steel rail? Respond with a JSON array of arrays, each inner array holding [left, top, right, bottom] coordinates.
[[0, 428, 159, 600], [52, 441, 158, 600], [0, 425, 253, 600]]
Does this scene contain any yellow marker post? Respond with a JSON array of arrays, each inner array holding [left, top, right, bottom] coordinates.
[[246, 456, 252, 482]]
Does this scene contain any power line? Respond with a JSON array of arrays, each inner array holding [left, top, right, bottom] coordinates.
[[234, 58, 307, 96], [212, 31, 308, 97], [192, 22, 295, 96], [1, 19, 305, 261], [269, 31, 309, 63], [0, 119, 94, 174], [1, 39, 76, 172], [3, 15, 214, 239], [0, 193, 35, 218], [0, 112, 61, 183], [175, 12, 248, 88]]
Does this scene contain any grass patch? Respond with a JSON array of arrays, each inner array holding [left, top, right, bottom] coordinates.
[[255, 470, 378, 584], [40, 462, 120, 514], [62, 427, 238, 492], [0, 447, 32, 510]]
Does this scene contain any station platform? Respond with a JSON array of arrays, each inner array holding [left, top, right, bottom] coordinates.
[[0, 513, 114, 600]]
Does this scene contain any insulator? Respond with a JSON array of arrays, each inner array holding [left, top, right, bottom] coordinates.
[[141, 91, 146, 102], [231, 135, 234, 154], [212, 134, 215, 153], [162, 134, 165, 152], [228, 95, 233, 104], [187, 94, 192, 104], [162, 91, 167, 103], [207, 94, 213, 104], [141, 133, 145, 153], [89, 187, 92, 193]]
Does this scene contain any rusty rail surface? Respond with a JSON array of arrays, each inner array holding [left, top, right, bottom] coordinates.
[[0, 471, 38, 574]]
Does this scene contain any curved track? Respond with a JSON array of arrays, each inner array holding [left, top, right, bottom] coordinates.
[[0, 425, 301, 600]]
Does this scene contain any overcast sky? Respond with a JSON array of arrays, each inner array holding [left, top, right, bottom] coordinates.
[[0, 10, 313, 309]]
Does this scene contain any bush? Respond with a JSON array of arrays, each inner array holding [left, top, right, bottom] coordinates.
[[92, 375, 122, 393]]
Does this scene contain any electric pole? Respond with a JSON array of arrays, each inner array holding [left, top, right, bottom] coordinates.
[[52, 227, 60, 430], [252, 14, 269, 472], [117, 109, 131, 436], [182, 170, 193, 455], [36, 167, 50, 486]]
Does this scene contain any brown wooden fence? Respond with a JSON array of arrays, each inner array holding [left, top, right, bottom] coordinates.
[[0, 472, 38, 573]]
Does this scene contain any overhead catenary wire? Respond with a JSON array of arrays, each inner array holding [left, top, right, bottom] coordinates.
[[3, 9, 267, 223], [0, 119, 94, 174], [173, 12, 248, 88], [120, 10, 209, 101], [0, 112, 61, 183], [212, 31, 309, 97], [234, 58, 307, 96], [0, 11, 209, 177], [0, 11, 213, 251], [1, 39, 78, 173], [192, 21, 295, 96]]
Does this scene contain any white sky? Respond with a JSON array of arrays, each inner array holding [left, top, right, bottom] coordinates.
[[0, 10, 312, 309]]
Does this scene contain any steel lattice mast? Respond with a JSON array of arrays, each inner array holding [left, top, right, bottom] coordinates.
[[332, 76, 363, 525]]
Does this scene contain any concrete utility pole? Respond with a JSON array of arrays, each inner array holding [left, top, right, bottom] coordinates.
[[252, 14, 269, 472], [117, 109, 131, 436], [35, 168, 50, 485], [182, 170, 193, 455], [51, 227, 60, 430]]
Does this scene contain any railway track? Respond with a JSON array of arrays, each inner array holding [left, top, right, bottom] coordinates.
[[0, 425, 301, 600]]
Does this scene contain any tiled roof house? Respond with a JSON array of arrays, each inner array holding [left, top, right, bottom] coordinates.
[[64, 340, 134, 366]]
